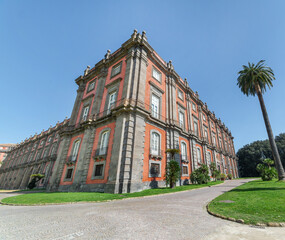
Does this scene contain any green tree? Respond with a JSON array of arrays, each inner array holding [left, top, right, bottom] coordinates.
[[256, 158, 277, 181], [165, 149, 181, 188], [237, 60, 285, 181], [209, 162, 220, 181], [165, 160, 180, 188]]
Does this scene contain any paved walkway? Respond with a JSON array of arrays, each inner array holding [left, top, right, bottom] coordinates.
[[0, 179, 284, 240]]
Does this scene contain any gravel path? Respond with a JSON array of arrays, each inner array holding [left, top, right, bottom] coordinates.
[[0, 179, 284, 240]]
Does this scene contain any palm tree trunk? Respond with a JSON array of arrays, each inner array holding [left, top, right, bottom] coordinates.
[[255, 83, 285, 181]]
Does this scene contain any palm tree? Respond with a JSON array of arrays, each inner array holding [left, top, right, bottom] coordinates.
[[237, 60, 285, 181]]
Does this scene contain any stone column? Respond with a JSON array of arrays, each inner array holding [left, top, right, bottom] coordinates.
[[70, 125, 96, 191], [47, 136, 71, 191], [69, 82, 86, 126], [105, 113, 128, 193]]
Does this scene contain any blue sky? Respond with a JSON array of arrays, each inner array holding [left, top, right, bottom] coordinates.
[[1, 0, 284, 151]]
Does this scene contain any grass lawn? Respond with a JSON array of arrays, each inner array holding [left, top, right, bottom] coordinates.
[[1, 181, 223, 205], [208, 179, 285, 224]]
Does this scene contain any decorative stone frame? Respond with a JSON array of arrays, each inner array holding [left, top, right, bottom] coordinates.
[[93, 128, 111, 160], [64, 167, 74, 182], [196, 146, 202, 164], [182, 164, 189, 177], [87, 79, 96, 93], [79, 96, 93, 122], [180, 140, 189, 163], [192, 102, 197, 112], [148, 159, 161, 178], [150, 85, 163, 120], [104, 80, 121, 112], [67, 138, 82, 164], [152, 65, 162, 83], [177, 88, 184, 101], [110, 61, 122, 78], [149, 129, 162, 159], [178, 105, 186, 129], [91, 160, 106, 180], [193, 117, 199, 137]]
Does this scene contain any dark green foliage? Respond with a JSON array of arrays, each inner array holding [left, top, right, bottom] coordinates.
[[209, 162, 221, 181], [190, 164, 210, 184], [220, 173, 227, 181], [236, 133, 285, 177], [165, 160, 180, 188], [27, 174, 44, 189], [256, 158, 277, 181], [227, 173, 233, 180]]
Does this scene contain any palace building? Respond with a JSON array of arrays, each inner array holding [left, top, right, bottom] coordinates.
[[0, 30, 239, 193]]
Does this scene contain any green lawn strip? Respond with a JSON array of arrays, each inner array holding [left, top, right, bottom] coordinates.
[[1, 181, 223, 205], [208, 179, 285, 224]]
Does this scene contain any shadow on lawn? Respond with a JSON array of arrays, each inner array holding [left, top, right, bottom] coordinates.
[[230, 187, 285, 192]]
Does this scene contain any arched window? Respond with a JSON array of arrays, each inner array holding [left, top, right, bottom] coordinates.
[[151, 132, 160, 155], [99, 131, 109, 155], [197, 147, 202, 163], [207, 152, 211, 165], [71, 140, 80, 161], [181, 142, 187, 160]]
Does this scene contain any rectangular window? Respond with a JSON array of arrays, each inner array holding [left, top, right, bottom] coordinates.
[[66, 168, 73, 179], [108, 92, 116, 112], [82, 106, 89, 121], [204, 128, 208, 140], [182, 166, 188, 175], [87, 80, 95, 92], [194, 122, 199, 136], [151, 94, 160, 118], [192, 103, 196, 111], [152, 67, 162, 82], [71, 141, 80, 161], [94, 164, 104, 177], [179, 111, 185, 129], [111, 62, 122, 78], [150, 163, 160, 175], [212, 135, 216, 146], [178, 89, 184, 100], [203, 114, 206, 121]]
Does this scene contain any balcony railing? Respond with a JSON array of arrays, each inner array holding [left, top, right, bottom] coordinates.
[[149, 148, 163, 159], [66, 155, 78, 165], [93, 147, 108, 159], [181, 155, 190, 163]]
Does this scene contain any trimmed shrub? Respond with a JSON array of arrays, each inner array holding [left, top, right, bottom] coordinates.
[[227, 173, 233, 180], [190, 164, 210, 184]]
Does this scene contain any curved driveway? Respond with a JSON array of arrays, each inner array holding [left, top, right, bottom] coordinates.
[[0, 179, 284, 240]]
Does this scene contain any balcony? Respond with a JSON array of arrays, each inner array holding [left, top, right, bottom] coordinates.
[[93, 147, 108, 160], [66, 155, 78, 166], [150, 107, 167, 122], [149, 148, 163, 160], [181, 155, 190, 163]]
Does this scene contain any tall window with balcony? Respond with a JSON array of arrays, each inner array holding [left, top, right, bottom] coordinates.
[[70, 140, 80, 162], [179, 111, 185, 129], [194, 121, 199, 137], [82, 106, 89, 121], [151, 94, 160, 119], [107, 92, 116, 114], [99, 131, 109, 156], [151, 131, 160, 156], [181, 142, 187, 161], [197, 147, 202, 163]]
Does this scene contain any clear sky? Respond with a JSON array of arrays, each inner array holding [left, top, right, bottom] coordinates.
[[1, 0, 285, 151]]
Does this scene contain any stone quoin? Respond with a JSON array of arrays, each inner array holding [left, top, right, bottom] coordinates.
[[0, 30, 239, 193]]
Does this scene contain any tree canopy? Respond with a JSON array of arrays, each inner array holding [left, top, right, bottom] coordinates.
[[237, 133, 285, 177]]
